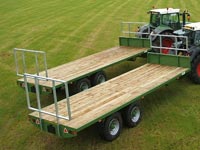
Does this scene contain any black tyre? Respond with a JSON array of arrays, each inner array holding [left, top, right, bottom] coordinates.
[[74, 78, 91, 93], [98, 112, 123, 141], [191, 55, 200, 84], [122, 103, 142, 128], [137, 25, 150, 38], [91, 71, 107, 86]]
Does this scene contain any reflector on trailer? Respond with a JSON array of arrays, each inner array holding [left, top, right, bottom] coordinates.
[[63, 128, 68, 133], [36, 119, 40, 125]]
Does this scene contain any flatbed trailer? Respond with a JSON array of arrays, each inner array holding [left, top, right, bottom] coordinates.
[[27, 52, 190, 140], [15, 37, 150, 94]]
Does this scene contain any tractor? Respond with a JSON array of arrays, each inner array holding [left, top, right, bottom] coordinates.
[[138, 8, 190, 52], [155, 22, 200, 84], [173, 22, 200, 84]]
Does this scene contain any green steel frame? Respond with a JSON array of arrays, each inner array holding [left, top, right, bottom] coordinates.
[[147, 52, 191, 68], [119, 37, 150, 48]]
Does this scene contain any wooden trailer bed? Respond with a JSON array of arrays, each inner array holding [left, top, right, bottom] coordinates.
[[29, 63, 189, 130], [18, 46, 147, 87]]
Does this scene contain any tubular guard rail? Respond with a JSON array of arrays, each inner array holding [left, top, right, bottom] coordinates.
[[121, 22, 150, 37], [24, 73, 71, 135], [149, 34, 189, 55], [14, 48, 48, 78]]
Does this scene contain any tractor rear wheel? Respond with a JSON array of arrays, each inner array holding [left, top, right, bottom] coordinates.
[[152, 32, 174, 54], [162, 37, 174, 54], [191, 55, 200, 84]]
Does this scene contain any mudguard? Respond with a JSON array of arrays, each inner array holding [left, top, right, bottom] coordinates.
[[137, 24, 150, 38], [151, 26, 173, 41]]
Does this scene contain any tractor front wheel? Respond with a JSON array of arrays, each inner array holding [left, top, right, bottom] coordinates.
[[191, 55, 200, 84]]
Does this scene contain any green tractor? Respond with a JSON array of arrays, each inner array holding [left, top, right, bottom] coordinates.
[[138, 8, 190, 52]]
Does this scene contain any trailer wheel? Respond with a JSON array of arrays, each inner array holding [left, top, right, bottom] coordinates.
[[75, 78, 91, 93], [191, 55, 200, 84], [123, 103, 141, 128], [98, 112, 122, 141], [91, 71, 107, 86]]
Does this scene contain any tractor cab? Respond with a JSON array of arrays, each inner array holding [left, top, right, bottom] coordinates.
[[174, 22, 200, 49], [137, 7, 190, 41], [182, 22, 200, 84], [183, 23, 200, 46], [169, 23, 200, 56], [149, 8, 181, 31]]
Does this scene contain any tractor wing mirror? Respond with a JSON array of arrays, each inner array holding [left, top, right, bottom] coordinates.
[[187, 13, 190, 21]]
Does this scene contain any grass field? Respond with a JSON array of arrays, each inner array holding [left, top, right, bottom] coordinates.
[[0, 0, 200, 149]]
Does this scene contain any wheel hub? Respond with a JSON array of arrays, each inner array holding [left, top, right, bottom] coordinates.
[[197, 63, 200, 77], [162, 38, 173, 54], [80, 82, 89, 91], [97, 75, 106, 84], [131, 107, 140, 123], [109, 119, 120, 136]]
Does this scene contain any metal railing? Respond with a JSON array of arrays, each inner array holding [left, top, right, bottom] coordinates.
[[121, 22, 150, 38], [14, 48, 48, 78], [149, 34, 189, 55], [24, 73, 71, 136]]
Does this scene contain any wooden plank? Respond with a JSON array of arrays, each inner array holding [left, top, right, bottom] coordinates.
[[18, 46, 147, 87], [30, 64, 189, 130]]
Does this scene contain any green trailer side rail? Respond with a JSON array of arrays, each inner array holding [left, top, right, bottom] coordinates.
[[119, 37, 150, 48], [119, 22, 150, 48], [27, 53, 190, 138], [147, 52, 191, 68]]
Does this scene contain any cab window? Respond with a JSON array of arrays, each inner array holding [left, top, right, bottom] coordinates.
[[185, 30, 195, 45], [194, 31, 200, 46], [150, 12, 160, 27], [162, 13, 179, 26]]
